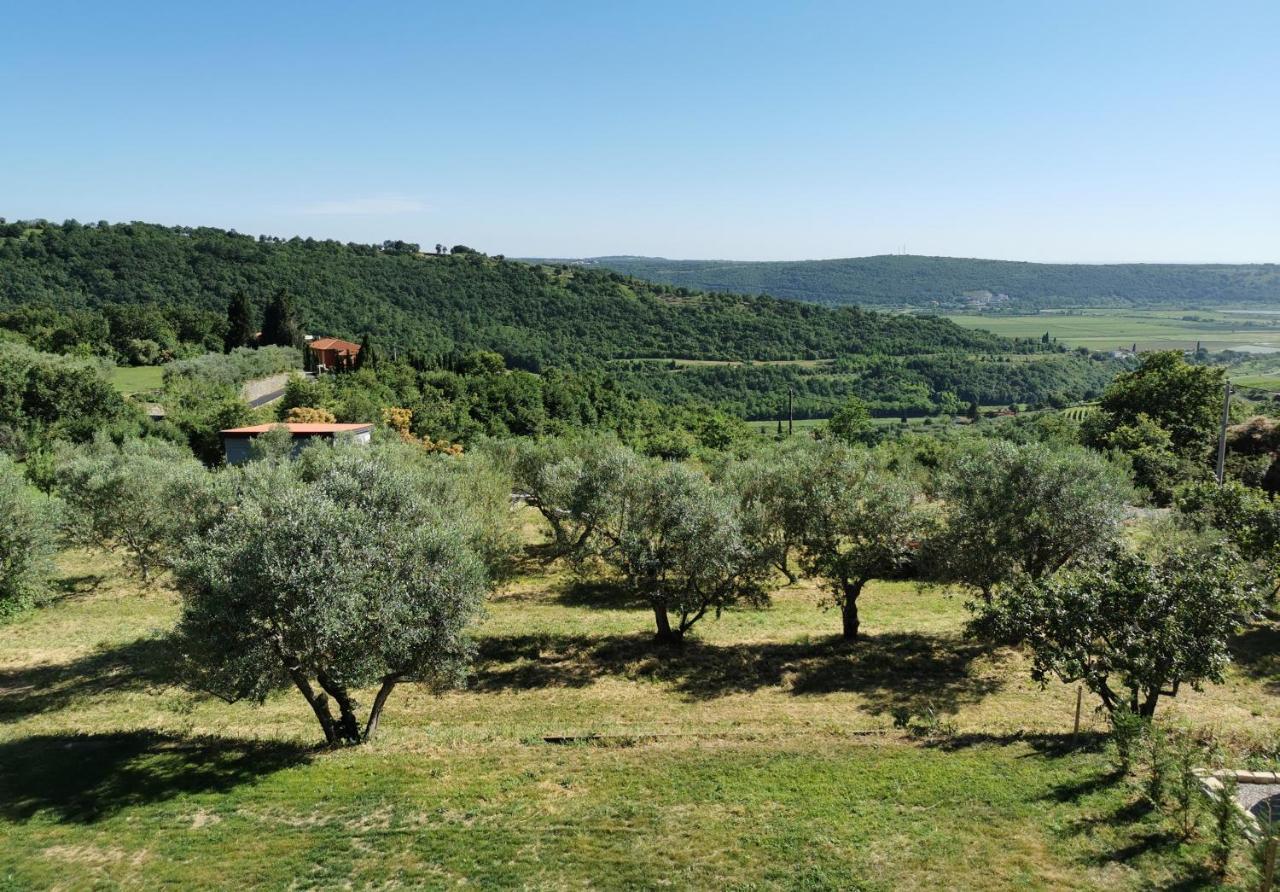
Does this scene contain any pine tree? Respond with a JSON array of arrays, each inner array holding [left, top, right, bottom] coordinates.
[[261, 289, 301, 348], [224, 293, 256, 352]]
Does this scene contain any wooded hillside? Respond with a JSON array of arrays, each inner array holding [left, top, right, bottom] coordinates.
[[558, 254, 1280, 310]]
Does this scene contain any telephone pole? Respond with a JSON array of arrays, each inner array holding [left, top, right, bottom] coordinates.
[[787, 387, 794, 437], [1215, 379, 1232, 485]]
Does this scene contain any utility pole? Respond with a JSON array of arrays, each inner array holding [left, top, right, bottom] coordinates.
[[787, 387, 794, 437], [1215, 379, 1232, 485]]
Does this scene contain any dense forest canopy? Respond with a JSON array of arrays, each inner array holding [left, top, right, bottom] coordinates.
[[0, 220, 1011, 364], [544, 254, 1280, 311]]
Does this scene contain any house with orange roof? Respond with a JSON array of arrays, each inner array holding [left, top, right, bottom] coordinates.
[[308, 337, 361, 372]]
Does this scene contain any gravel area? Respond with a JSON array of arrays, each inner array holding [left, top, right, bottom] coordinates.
[[1239, 783, 1280, 824]]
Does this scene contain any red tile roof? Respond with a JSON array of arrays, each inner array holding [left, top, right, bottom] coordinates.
[[220, 422, 373, 436], [309, 337, 361, 353]]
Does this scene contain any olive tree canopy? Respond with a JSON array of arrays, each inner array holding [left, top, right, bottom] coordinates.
[[554, 443, 769, 642], [791, 442, 933, 640], [924, 439, 1131, 600], [972, 535, 1258, 717], [171, 445, 502, 744]]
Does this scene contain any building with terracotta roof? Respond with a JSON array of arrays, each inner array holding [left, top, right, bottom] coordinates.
[[308, 337, 361, 371], [220, 422, 373, 465]]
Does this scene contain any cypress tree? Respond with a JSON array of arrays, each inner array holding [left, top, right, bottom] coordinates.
[[261, 289, 301, 348], [224, 293, 256, 352], [355, 333, 376, 370]]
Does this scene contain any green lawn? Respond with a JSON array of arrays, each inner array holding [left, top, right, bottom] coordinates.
[[1, 535, 1275, 890], [109, 365, 165, 396]]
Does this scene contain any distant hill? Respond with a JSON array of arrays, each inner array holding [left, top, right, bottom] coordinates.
[[532, 255, 1280, 310]]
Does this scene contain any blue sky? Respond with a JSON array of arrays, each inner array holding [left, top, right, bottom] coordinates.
[[2, 1, 1277, 262]]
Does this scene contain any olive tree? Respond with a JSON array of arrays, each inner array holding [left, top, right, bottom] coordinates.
[[720, 442, 810, 584], [171, 445, 497, 744], [924, 440, 1131, 601], [562, 444, 769, 642], [0, 454, 57, 618], [505, 435, 613, 555], [54, 435, 209, 582], [791, 442, 932, 640], [972, 537, 1258, 717]]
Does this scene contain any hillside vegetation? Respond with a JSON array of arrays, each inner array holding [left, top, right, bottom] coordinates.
[[0, 220, 1123, 417], [561, 254, 1280, 310], [0, 222, 1007, 366]]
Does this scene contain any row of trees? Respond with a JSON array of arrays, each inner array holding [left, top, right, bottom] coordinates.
[[0, 425, 1264, 743], [509, 434, 1261, 718]]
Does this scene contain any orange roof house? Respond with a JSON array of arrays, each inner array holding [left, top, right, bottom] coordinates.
[[309, 337, 361, 370]]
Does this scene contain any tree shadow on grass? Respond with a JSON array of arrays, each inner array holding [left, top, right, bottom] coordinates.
[[0, 636, 178, 721], [1041, 770, 1220, 888], [553, 579, 648, 611], [0, 732, 312, 824], [926, 731, 1107, 758], [1231, 612, 1280, 693], [51, 572, 107, 599], [471, 631, 1003, 717]]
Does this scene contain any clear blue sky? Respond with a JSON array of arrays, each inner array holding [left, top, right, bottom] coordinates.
[[3, 1, 1277, 262]]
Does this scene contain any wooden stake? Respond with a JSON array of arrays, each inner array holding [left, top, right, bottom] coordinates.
[[1072, 686, 1083, 740]]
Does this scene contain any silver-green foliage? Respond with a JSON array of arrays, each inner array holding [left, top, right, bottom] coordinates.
[[925, 439, 1131, 599], [54, 435, 208, 581], [0, 454, 57, 618], [551, 442, 769, 641], [788, 441, 933, 640], [171, 443, 503, 744]]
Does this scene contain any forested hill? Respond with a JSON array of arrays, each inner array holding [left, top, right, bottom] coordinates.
[[0, 221, 1016, 368], [544, 255, 1280, 310]]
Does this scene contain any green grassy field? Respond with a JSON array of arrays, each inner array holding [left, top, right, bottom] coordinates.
[[1, 527, 1276, 889], [945, 308, 1280, 354], [108, 365, 165, 396]]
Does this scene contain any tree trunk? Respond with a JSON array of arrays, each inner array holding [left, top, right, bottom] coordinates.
[[840, 579, 864, 641], [652, 603, 682, 644], [1137, 689, 1160, 718], [285, 665, 338, 745], [777, 551, 798, 585], [316, 671, 362, 744], [362, 674, 402, 741]]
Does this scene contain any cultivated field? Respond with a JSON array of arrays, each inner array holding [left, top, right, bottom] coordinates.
[[946, 308, 1280, 354], [1, 522, 1277, 890]]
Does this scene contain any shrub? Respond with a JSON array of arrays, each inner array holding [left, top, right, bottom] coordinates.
[[285, 406, 337, 424], [1110, 707, 1146, 774], [0, 454, 57, 618]]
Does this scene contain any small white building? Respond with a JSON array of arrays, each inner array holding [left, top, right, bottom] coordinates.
[[220, 422, 373, 465]]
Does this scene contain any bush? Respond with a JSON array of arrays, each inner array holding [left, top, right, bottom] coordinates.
[[0, 454, 57, 618], [163, 346, 300, 391], [1110, 707, 1147, 774]]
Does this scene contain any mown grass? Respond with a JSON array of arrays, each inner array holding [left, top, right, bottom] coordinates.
[[1, 537, 1276, 889], [108, 365, 165, 396]]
